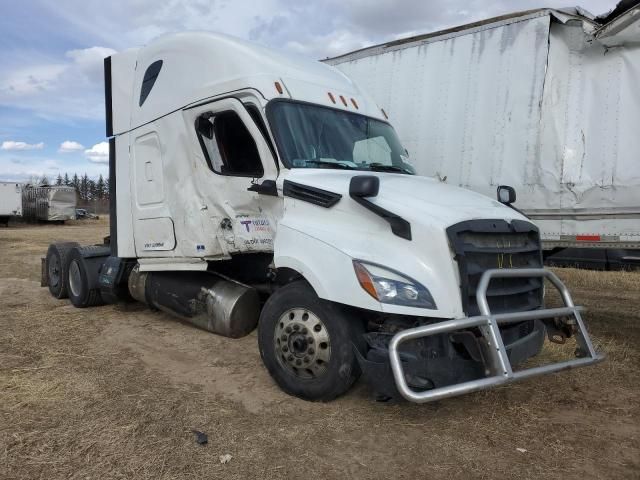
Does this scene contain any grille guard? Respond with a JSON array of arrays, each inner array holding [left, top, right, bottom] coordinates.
[[388, 268, 604, 403]]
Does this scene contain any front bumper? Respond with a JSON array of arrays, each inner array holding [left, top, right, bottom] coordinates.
[[358, 268, 604, 403]]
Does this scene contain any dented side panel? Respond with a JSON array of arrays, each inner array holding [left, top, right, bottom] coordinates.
[[329, 15, 640, 248]]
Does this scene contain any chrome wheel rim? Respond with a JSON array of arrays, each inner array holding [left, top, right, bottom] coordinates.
[[68, 260, 82, 297], [274, 308, 331, 379]]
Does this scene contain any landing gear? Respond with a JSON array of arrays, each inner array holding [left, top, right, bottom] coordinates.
[[258, 281, 362, 401]]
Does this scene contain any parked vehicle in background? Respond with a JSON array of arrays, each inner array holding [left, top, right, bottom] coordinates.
[[42, 32, 601, 404], [0, 181, 23, 226], [75, 208, 99, 220], [325, 4, 640, 264], [23, 185, 77, 222]]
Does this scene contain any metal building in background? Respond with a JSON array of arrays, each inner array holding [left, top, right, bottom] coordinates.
[[326, 2, 640, 250], [22, 185, 77, 222]]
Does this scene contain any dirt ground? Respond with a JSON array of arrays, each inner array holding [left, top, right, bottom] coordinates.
[[1, 218, 638, 479]]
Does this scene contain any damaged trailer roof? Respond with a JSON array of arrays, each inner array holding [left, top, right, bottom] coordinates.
[[595, 1, 640, 45], [325, 1, 640, 63]]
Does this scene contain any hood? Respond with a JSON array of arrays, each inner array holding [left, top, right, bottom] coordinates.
[[277, 169, 534, 319], [283, 169, 527, 229]]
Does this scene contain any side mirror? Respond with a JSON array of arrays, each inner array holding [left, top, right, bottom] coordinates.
[[196, 114, 214, 139], [248, 179, 278, 196], [350, 175, 380, 198], [497, 185, 516, 205]]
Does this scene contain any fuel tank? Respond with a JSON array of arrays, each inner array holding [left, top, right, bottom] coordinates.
[[128, 265, 260, 338]]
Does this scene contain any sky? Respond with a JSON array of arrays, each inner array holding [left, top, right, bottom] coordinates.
[[0, 0, 619, 182]]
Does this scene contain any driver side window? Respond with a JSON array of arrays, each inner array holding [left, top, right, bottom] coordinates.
[[195, 110, 264, 177]]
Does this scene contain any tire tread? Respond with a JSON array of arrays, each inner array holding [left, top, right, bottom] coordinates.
[[46, 242, 80, 299]]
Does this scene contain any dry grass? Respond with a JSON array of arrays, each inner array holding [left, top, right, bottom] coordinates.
[[0, 221, 638, 479]]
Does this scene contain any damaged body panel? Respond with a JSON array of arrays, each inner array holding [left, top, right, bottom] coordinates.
[[326, 4, 640, 250]]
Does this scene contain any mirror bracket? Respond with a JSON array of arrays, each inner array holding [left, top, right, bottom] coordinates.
[[248, 179, 278, 196]]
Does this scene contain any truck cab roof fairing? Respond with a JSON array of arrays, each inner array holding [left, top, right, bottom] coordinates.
[[107, 31, 383, 135]]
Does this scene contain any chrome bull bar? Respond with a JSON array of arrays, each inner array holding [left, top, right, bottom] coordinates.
[[388, 268, 604, 403]]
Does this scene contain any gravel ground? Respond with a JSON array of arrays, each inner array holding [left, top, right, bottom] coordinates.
[[1, 218, 638, 479]]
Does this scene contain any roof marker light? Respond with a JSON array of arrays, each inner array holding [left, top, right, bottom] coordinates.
[[340, 95, 348, 107], [351, 98, 359, 109], [274, 82, 283, 94], [328, 92, 336, 104]]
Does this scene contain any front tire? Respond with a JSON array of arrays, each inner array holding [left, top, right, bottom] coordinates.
[[258, 281, 363, 401]]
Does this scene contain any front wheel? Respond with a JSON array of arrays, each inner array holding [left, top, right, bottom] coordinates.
[[258, 281, 363, 402]]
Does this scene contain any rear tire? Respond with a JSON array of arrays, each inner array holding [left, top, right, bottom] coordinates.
[[46, 242, 79, 299], [258, 281, 363, 402], [66, 248, 105, 308]]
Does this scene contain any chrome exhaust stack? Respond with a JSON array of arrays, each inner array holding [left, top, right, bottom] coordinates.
[[128, 265, 260, 338]]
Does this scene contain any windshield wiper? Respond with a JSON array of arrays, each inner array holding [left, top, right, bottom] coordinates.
[[304, 160, 357, 170], [368, 163, 412, 174]]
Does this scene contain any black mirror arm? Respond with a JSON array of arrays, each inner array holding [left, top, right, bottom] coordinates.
[[349, 175, 411, 241], [350, 195, 412, 240], [507, 203, 528, 218]]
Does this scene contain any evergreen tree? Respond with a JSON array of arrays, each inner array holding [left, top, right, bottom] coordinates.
[[40, 175, 49, 186], [63, 173, 70, 186], [96, 175, 105, 200], [104, 177, 110, 200], [80, 173, 89, 200], [72, 173, 80, 193], [55, 173, 63, 185], [88, 179, 97, 200]]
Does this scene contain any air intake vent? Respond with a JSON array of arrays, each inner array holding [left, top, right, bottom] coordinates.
[[447, 219, 543, 316], [283, 180, 342, 208]]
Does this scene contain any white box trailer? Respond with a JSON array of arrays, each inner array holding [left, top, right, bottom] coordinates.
[[42, 32, 601, 403], [0, 181, 22, 226], [22, 185, 77, 222], [325, 4, 640, 251]]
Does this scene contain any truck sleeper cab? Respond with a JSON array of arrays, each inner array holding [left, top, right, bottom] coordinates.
[[43, 32, 602, 403]]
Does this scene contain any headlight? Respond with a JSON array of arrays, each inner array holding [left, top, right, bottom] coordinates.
[[353, 260, 436, 309]]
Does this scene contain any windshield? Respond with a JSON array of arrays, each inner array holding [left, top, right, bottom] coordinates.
[[268, 101, 415, 174]]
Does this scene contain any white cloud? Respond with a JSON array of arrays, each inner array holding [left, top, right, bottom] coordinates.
[[85, 141, 109, 163], [0, 64, 65, 97], [1, 140, 44, 151], [58, 140, 85, 153], [0, 45, 116, 120], [66, 46, 116, 82], [0, 154, 107, 182]]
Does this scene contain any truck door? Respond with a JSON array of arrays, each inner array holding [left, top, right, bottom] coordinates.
[[187, 97, 281, 256]]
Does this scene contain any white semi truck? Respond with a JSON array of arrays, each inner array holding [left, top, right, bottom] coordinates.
[[325, 5, 640, 258], [43, 32, 601, 403], [0, 181, 22, 226]]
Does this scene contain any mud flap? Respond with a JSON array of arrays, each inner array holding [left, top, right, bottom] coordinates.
[[41, 257, 48, 287]]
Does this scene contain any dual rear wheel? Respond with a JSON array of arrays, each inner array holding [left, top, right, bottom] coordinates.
[[45, 243, 105, 308]]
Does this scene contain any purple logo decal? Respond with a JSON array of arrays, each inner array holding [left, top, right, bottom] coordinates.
[[240, 220, 252, 232]]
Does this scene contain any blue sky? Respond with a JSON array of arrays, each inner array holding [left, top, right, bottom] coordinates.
[[0, 0, 618, 182]]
